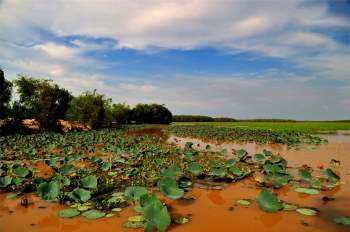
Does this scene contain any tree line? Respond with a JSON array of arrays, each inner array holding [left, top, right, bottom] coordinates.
[[0, 69, 172, 134], [173, 115, 237, 122]]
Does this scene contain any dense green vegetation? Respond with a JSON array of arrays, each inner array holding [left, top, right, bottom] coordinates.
[[0, 69, 172, 135], [165, 125, 327, 147], [0, 126, 343, 231], [173, 121, 350, 134]]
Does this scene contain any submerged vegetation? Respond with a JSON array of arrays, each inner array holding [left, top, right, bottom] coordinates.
[[165, 125, 327, 147], [0, 126, 347, 231]]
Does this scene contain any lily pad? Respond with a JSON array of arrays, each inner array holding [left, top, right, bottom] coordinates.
[[128, 215, 144, 222], [59, 165, 75, 175], [13, 167, 30, 177], [229, 166, 242, 176], [187, 162, 203, 176], [283, 203, 298, 211], [68, 188, 91, 202], [324, 168, 340, 183], [256, 188, 283, 213], [236, 149, 248, 159], [296, 208, 318, 216], [124, 221, 144, 229], [158, 177, 184, 200], [254, 153, 265, 162], [334, 216, 350, 227], [101, 162, 111, 171], [58, 208, 80, 218], [225, 159, 236, 168], [82, 210, 106, 219], [294, 187, 320, 195], [143, 198, 171, 232], [0, 176, 12, 187], [298, 169, 312, 182], [37, 181, 60, 201], [237, 199, 251, 206], [81, 175, 97, 189]]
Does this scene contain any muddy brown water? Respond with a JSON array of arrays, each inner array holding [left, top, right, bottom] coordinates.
[[0, 132, 349, 232]]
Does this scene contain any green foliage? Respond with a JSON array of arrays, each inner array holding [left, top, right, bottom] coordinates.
[[66, 90, 106, 129], [81, 175, 98, 189], [256, 188, 283, 213], [13, 75, 72, 130], [0, 69, 13, 119], [37, 181, 60, 201], [58, 208, 81, 218], [334, 216, 350, 227], [124, 186, 148, 201]]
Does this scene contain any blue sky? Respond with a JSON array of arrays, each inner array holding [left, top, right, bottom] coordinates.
[[0, 0, 349, 120]]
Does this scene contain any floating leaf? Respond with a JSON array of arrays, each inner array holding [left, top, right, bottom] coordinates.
[[37, 181, 60, 201], [210, 166, 227, 177], [174, 216, 190, 224], [237, 199, 251, 206], [143, 198, 171, 232], [334, 216, 350, 227], [105, 213, 114, 218], [59, 165, 75, 175], [124, 186, 148, 201], [296, 208, 318, 216], [12, 177, 23, 186], [229, 166, 242, 176], [324, 168, 340, 183], [128, 215, 144, 222], [58, 208, 80, 218], [68, 188, 91, 202], [13, 167, 30, 177], [299, 169, 312, 182], [295, 187, 320, 195], [254, 153, 265, 162], [187, 162, 203, 176], [124, 221, 144, 229], [101, 162, 111, 171], [158, 177, 184, 200], [283, 203, 298, 211], [81, 175, 97, 189], [236, 149, 248, 159], [256, 188, 283, 213], [82, 210, 106, 219], [225, 159, 236, 168], [111, 208, 122, 212], [0, 176, 12, 187]]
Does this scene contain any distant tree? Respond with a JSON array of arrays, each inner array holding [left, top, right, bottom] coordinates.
[[112, 103, 132, 124], [66, 90, 105, 129], [14, 75, 72, 130], [0, 69, 13, 118], [131, 104, 172, 124]]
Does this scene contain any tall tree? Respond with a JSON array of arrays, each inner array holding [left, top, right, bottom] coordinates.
[[14, 75, 72, 129], [0, 69, 13, 118], [66, 90, 106, 129]]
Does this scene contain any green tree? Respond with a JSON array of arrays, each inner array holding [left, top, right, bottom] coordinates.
[[0, 69, 13, 118], [14, 75, 72, 129], [112, 103, 132, 124], [66, 90, 106, 129], [131, 104, 172, 124]]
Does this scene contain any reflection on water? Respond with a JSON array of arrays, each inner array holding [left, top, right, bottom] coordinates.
[[0, 130, 349, 232]]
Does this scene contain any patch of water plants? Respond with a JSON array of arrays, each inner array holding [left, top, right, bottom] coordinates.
[[164, 125, 327, 147], [0, 127, 346, 231]]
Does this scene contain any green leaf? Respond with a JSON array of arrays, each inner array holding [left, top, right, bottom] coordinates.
[[128, 215, 144, 222], [256, 188, 283, 213], [81, 175, 97, 189], [124, 186, 148, 201], [294, 187, 320, 195], [13, 167, 30, 177], [283, 203, 298, 211], [229, 166, 242, 176], [58, 208, 80, 218], [174, 216, 190, 224], [12, 177, 23, 186], [235, 149, 247, 159], [68, 188, 91, 202], [37, 181, 60, 201], [124, 221, 144, 229], [298, 169, 312, 182], [225, 159, 236, 168], [187, 162, 203, 176], [143, 198, 171, 232], [82, 210, 106, 219], [0, 176, 12, 187], [334, 216, 350, 227], [237, 199, 251, 206], [59, 165, 75, 175], [101, 162, 111, 171], [210, 166, 227, 177], [324, 168, 340, 183], [254, 153, 265, 162], [296, 208, 318, 216], [158, 177, 184, 200]]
